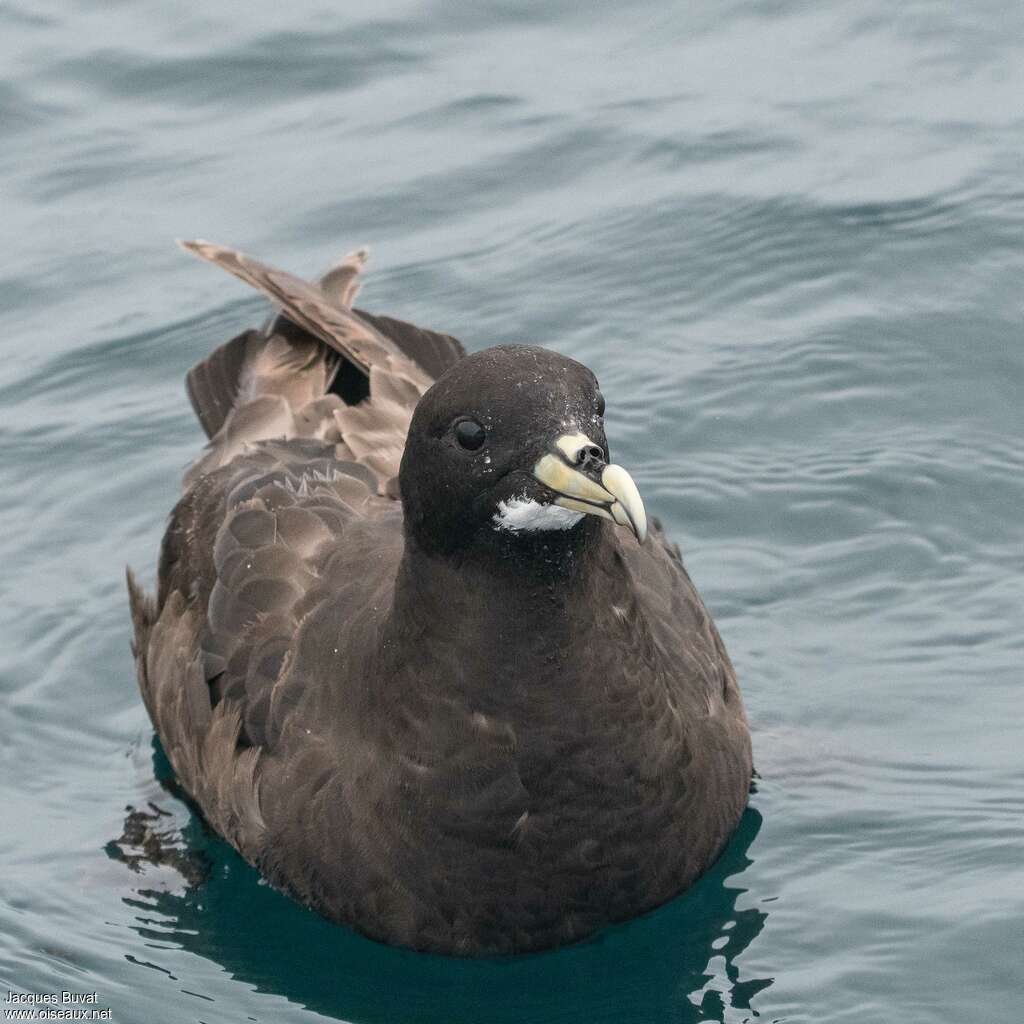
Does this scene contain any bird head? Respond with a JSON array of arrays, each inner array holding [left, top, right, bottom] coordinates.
[[399, 345, 646, 560]]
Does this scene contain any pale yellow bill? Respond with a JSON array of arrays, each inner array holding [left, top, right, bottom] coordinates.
[[532, 435, 647, 543]]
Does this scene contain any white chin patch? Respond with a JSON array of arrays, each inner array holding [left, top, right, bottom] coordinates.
[[492, 495, 585, 533]]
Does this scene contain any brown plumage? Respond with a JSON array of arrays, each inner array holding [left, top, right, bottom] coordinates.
[[128, 242, 752, 956]]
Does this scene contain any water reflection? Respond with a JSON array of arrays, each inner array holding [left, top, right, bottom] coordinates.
[[112, 740, 770, 1024]]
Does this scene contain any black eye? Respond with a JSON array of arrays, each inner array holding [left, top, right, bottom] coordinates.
[[595, 391, 606, 417], [454, 418, 487, 451]]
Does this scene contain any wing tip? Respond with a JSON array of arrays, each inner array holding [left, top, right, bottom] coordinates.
[[177, 237, 221, 262], [335, 246, 370, 267], [126, 566, 158, 659]]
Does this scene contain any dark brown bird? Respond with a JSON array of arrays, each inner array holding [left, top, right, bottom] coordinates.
[[128, 241, 752, 956]]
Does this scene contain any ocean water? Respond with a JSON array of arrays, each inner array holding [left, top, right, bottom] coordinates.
[[2, 1, 1022, 1021]]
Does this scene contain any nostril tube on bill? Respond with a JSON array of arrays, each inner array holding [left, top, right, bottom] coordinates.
[[576, 443, 604, 467]]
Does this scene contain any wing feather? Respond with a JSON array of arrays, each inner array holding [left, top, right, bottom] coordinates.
[[179, 239, 430, 388], [186, 329, 256, 439]]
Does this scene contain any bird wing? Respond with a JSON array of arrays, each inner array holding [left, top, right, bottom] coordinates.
[[178, 241, 465, 493], [620, 519, 752, 839], [181, 240, 423, 380], [128, 439, 402, 860], [128, 241, 462, 860]]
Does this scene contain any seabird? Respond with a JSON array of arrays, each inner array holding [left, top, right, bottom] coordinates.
[[127, 241, 752, 956]]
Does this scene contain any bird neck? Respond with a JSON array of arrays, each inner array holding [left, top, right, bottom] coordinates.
[[382, 521, 635, 705]]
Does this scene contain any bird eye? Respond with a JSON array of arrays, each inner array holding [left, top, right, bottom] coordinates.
[[454, 418, 487, 451], [595, 391, 606, 417]]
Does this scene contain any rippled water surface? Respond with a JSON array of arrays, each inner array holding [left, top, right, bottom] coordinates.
[[2, 2, 1022, 1021]]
